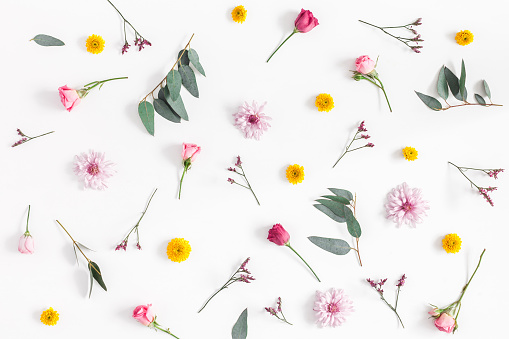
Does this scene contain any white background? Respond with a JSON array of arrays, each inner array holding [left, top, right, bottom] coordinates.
[[1, 0, 507, 338]]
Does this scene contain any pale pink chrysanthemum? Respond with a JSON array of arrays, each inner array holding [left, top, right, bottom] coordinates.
[[233, 101, 271, 140], [313, 288, 353, 327], [385, 182, 429, 227], [74, 150, 115, 190]]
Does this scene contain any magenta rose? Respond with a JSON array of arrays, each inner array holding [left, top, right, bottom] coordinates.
[[58, 85, 81, 112], [18, 234, 34, 254], [355, 55, 376, 75], [268, 223, 290, 246], [434, 313, 456, 333], [182, 143, 201, 162], [294, 9, 319, 33], [133, 304, 155, 326]]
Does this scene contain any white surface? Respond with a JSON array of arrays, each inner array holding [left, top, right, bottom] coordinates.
[[1, 0, 507, 338]]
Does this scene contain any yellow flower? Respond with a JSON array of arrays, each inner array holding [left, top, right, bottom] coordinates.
[[286, 164, 305, 185], [315, 93, 334, 112], [86, 34, 105, 54], [231, 5, 247, 24], [40, 307, 59, 326], [402, 146, 418, 161], [442, 233, 462, 253], [167, 238, 191, 262], [455, 30, 474, 46]]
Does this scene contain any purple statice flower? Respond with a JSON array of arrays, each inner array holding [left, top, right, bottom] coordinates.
[[360, 134, 370, 139], [396, 274, 406, 287], [227, 167, 237, 172], [358, 121, 367, 132], [227, 178, 235, 184], [413, 18, 422, 26], [479, 187, 495, 206], [74, 150, 115, 190], [265, 297, 292, 325], [233, 101, 271, 140], [385, 182, 429, 227], [115, 240, 127, 251], [122, 42, 130, 55], [136, 243, 142, 250], [235, 156, 242, 167], [487, 169, 504, 179], [366, 143, 375, 148]]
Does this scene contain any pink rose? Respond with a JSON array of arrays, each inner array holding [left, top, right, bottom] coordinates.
[[428, 308, 440, 317], [268, 223, 290, 246], [182, 143, 201, 162], [133, 304, 155, 326], [294, 9, 319, 33], [355, 55, 376, 75], [58, 85, 81, 112], [434, 313, 456, 333], [18, 234, 34, 254]]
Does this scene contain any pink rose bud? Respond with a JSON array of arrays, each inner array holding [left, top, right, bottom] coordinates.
[[428, 308, 440, 317], [355, 55, 376, 75], [58, 85, 81, 112], [182, 143, 201, 162], [132, 304, 155, 326], [434, 312, 456, 333], [268, 223, 290, 246], [294, 9, 319, 33], [18, 234, 34, 254]]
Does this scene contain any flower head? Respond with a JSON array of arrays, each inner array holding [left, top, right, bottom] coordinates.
[[86, 34, 105, 54], [122, 42, 130, 55], [315, 93, 334, 112], [442, 233, 462, 253], [358, 121, 367, 132], [233, 101, 271, 140], [487, 169, 504, 179], [313, 288, 353, 327], [294, 9, 319, 33], [40, 307, 59, 326], [231, 5, 247, 24], [286, 164, 304, 184], [479, 187, 495, 206], [74, 150, 115, 190], [402, 146, 418, 161], [58, 85, 81, 112], [18, 234, 34, 254], [396, 274, 406, 287], [455, 30, 474, 46], [166, 238, 191, 263], [434, 312, 456, 333], [267, 223, 290, 246], [182, 143, 201, 163], [385, 182, 429, 227], [133, 304, 155, 326], [355, 55, 376, 75]]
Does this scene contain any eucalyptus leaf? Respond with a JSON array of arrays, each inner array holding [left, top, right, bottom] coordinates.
[[158, 87, 166, 101], [459, 60, 467, 101], [178, 65, 199, 98], [344, 208, 362, 238], [88, 268, 94, 298], [72, 244, 79, 266], [328, 188, 353, 201], [316, 199, 346, 220], [30, 34, 65, 46], [88, 261, 107, 292], [444, 67, 463, 101], [483, 80, 491, 99], [188, 49, 206, 76], [314, 204, 346, 223], [166, 70, 182, 101], [163, 87, 189, 121], [177, 49, 190, 66], [321, 195, 350, 205], [437, 66, 449, 101], [474, 94, 486, 106], [232, 308, 248, 339], [138, 101, 155, 136], [154, 98, 181, 123], [76, 242, 94, 252], [415, 91, 442, 111], [308, 236, 352, 255]]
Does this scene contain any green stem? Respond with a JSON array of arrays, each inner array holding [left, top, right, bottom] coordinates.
[[178, 165, 189, 200], [106, 0, 144, 38], [286, 244, 321, 282], [29, 131, 55, 141], [136, 189, 158, 225], [457, 249, 486, 304], [333, 132, 359, 168], [83, 77, 128, 91], [233, 182, 250, 190], [240, 166, 260, 205], [448, 162, 480, 190], [395, 286, 401, 310], [154, 323, 179, 338], [25, 205, 31, 233], [198, 269, 239, 313], [267, 29, 298, 62], [374, 75, 392, 112], [379, 293, 405, 328]]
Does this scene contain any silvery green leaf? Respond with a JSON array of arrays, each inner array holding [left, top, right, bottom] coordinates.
[[88, 261, 107, 294], [314, 204, 346, 223], [30, 34, 65, 46], [437, 66, 449, 101], [72, 244, 79, 266], [459, 60, 467, 101], [88, 267, 94, 298], [232, 308, 248, 339], [154, 98, 181, 123], [138, 101, 155, 136], [475, 94, 486, 106], [444, 67, 463, 101], [308, 236, 352, 255], [163, 87, 188, 121], [344, 207, 362, 238], [483, 80, 491, 99], [321, 195, 350, 205], [178, 65, 199, 98], [166, 70, 182, 102], [177, 49, 190, 65], [328, 188, 353, 201], [415, 91, 442, 111], [188, 49, 206, 76], [316, 199, 346, 220]]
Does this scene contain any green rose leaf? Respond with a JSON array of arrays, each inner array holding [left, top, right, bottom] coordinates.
[[321, 195, 350, 205], [415, 91, 442, 111], [308, 236, 352, 255], [178, 65, 199, 98], [437, 66, 449, 101], [30, 34, 65, 46], [166, 70, 182, 102], [444, 67, 467, 101], [88, 261, 107, 298], [474, 94, 486, 106], [154, 98, 181, 123], [328, 188, 353, 201], [163, 87, 189, 121], [188, 48, 206, 76], [344, 207, 362, 238], [316, 199, 346, 220], [138, 100, 155, 136], [314, 204, 346, 223], [483, 80, 491, 99], [459, 59, 467, 101], [232, 308, 248, 339], [177, 49, 190, 65]]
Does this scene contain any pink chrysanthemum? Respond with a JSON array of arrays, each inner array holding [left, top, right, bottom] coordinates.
[[313, 288, 353, 327], [233, 101, 271, 140], [385, 182, 429, 227], [74, 150, 115, 190]]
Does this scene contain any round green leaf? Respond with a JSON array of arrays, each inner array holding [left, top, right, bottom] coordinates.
[[344, 207, 362, 238], [308, 236, 352, 255], [166, 70, 182, 102], [138, 101, 154, 135]]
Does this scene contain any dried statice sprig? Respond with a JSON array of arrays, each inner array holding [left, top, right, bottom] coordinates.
[[366, 274, 406, 328], [115, 189, 157, 251], [12, 128, 54, 147], [198, 257, 254, 313], [106, 0, 151, 54], [333, 121, 374, 168], [227, 156, 260, 205], [265, 297, 293, 325], [359, 18, 423, 53], [449, 162, 504, 206]]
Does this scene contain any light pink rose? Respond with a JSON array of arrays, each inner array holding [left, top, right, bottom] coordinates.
[[182, 143, 201, 162], [18, 234, 34, 254], [58, 85, 81, 112], [355, 55, 376, 75], [267, 223, 290, 246], [434, 313, 456, 333], [294, 9, 319, 33], [428, 308, 440, 317], [132, 304, 155, 326]]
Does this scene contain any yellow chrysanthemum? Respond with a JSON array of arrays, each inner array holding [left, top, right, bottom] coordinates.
[[40, 307, 59, 326], [167, 238, 191, 263], [442, 233, 462, 254], [455, 30, 474, 46], [315, 93, 335, 112], [402, 146, 418, 161], [286, 164, 305, 185], [231, 5, 247, 24], [86, 34, 105, 54]]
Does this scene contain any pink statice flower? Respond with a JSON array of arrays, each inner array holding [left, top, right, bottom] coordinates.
[[233, 101, 271, 140], [313, 288, 353, 327], [385, 182, 429, 227], [74, 150, 115, 190]]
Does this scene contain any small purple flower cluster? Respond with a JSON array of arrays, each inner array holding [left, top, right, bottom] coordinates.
[[265, 297, 292, 325], [487, 169, 504, 179], [134, 37, 152, 51], [237, 257, 255, 283], [115, 240, 128, 251], [479, 187, 497, 207], [396, 274, 407, 287], [333, 121, 375, 168], [367, 278, 388, 294]]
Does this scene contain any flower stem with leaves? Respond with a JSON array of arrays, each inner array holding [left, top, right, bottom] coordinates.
[[265, 297, 292, 325], [12, 129, 54, 147], [333, 121, 374, 168], [227, 156, 260, 205], [367, 275, 406, 328], [79, 77, 128, 98], [359, 18, 423, 53]]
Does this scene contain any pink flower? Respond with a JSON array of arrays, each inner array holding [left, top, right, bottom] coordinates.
[[355, 55, 376, 75], [132, 304, 155, 326], [313, 288, 353, 327], [294, 9, 319, 33], [74, 150, 115, 190], [58, 85, 81, 112], [385, 182, 429, 227], [182, 143, 201, 162], [434, 313, 456, 333], [267, 223, 290, 246], [428, 308, 440, 317], [233, 101, 271, 140], [18, 234, 34, 254]]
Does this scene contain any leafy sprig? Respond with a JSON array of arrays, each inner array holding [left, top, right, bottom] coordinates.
[[359, 18, 423, 53], [227, 156, 260, 205], [12, 128, 54, 147], [449, 162, 503, 206]]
